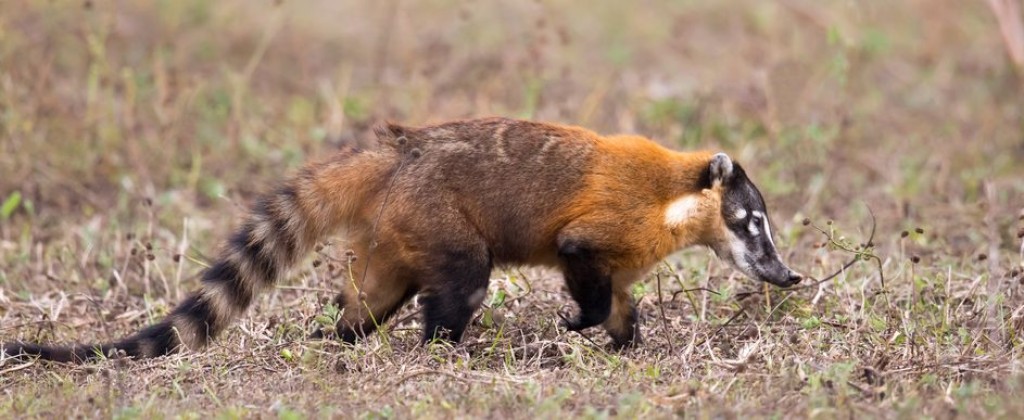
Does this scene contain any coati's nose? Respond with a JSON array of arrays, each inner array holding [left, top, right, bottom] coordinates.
[[787, 271, 803, 285]]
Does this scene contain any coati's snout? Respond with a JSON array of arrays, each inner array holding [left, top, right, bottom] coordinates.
[[706, 153, 803, 288]]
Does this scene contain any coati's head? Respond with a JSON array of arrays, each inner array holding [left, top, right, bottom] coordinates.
[[704, 153, 802, 288]]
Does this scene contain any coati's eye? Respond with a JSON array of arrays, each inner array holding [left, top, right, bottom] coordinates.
[[747, 217, 761, 235], [748, 211, 775, 244]]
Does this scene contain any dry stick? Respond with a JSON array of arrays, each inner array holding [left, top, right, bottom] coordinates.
[[976, 184, 1006, 347], [173, 217, 190, 301], [655, 273, 676, 353], [670, 287, 721, 301], [143, 206, 154, 296], [0, 360, 35, 375]]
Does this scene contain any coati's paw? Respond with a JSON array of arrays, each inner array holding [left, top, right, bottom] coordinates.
[[558, 311, 601, 332], [309, 327, 330, 340]]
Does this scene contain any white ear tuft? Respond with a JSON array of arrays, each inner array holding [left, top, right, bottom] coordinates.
[[710, 153, 733, 186]]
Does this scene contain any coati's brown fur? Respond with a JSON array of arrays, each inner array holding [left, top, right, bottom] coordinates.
[[2, 117, 786, 363]]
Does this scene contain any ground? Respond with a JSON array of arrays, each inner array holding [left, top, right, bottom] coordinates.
[[2, 0, 1024, 418]]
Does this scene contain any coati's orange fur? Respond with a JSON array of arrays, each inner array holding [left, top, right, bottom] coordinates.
[[3, 117, 745, 362]]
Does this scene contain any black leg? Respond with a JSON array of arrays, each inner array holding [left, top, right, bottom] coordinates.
[[420, 250, 492, 344], [557, 240, 612, 332]]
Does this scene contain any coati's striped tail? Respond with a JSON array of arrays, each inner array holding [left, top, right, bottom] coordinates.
[[2, 151, 389, 363]]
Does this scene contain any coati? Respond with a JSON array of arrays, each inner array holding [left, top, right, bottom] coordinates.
[[1, 117, 801, 363]]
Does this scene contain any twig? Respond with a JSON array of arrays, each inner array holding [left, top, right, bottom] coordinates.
[[764, 292, 795, 322], [655, 273, 676, 353], [174, 217, 190, 301], [0, 360, 36, 375], [822, 321, 852, 330], [670, 287, 721, 301]]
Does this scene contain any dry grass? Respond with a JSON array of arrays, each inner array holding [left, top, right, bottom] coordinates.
[[2, 0, 1024, 418]]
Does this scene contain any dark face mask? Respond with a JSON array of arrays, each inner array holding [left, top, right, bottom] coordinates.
[[707, 153, 802, 288]]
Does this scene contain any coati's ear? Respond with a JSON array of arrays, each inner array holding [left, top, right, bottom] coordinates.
[[374, 121, 413, 150], [374, 122, 408, 142], [709, 153, 734, 187]]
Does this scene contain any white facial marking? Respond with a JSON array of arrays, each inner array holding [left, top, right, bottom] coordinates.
[[747, 220, 760, 235], [734, 208, 748, 220], [752, 211, 776, 247], [726, 230, 753, 275], [664, 195, 700, 227]]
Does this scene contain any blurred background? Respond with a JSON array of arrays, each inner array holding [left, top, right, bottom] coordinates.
[[2, 1, 1022, 255], [1, 1, 1024, 416], [2, 1, 1022, 245]]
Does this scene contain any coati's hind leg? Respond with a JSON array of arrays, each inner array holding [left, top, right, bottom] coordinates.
[[313, 248, 418, 343], [418, 246, 492, 344], [330, 279, 418, 343]]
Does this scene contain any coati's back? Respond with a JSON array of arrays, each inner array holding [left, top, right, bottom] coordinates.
[[376, 117, 600, 265]]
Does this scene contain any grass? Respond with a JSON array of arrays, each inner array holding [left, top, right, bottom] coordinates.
[[2, 0, 1024, 417]]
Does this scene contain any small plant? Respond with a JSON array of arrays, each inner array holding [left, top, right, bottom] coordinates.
[[1, 191, 21, 220], [314, 303, 342, 337]]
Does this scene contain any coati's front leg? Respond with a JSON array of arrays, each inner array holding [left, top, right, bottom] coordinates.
[[603, 285, 641, 348], [558, 237, 644, 348], [557, 239, 613, 332]]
